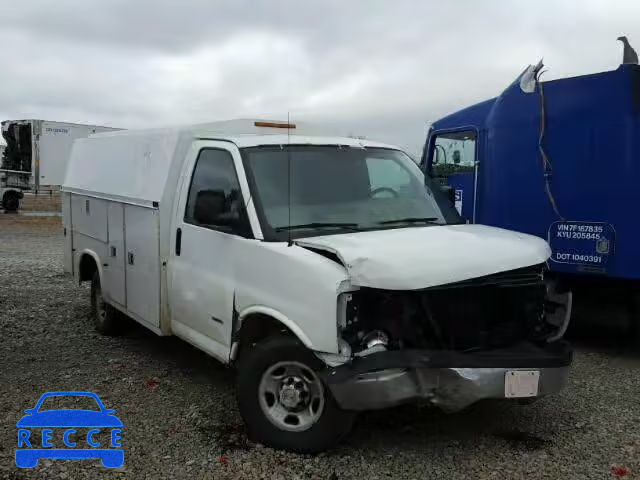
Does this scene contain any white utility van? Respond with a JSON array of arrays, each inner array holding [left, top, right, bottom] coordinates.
[[62, 120, 572, 452]]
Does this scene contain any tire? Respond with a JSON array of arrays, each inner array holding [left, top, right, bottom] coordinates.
[[237, 335, 356, 453], [2, 191, 19, 212], [90, 272, 124, 336]]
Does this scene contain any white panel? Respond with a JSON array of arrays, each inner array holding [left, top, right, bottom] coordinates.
[[105, 202, 126, 306], [70, 195, 108, 242], [61, 192, 73, 274], [38, 121, 117, 186], [64, 130, 181, 205], [124, 205, 160, 328]]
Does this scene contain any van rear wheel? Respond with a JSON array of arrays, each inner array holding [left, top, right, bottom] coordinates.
[[90, 272, 124, 336], [236, 335, 355, 453]]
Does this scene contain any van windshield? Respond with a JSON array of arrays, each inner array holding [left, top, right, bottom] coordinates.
[[242, 145, 448, 239]]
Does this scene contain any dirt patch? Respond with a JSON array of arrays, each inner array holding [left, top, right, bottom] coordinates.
[[492, 430, 551, 450], [0, 214, 61, 225], [198, 422, 254, 454]]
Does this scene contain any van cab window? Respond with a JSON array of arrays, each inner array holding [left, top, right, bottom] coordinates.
[[242, 145, 448, 240], [431, 131, 476, 178], [184, 149, 246, 233]]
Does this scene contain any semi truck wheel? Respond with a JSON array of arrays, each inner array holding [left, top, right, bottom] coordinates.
[[90, 272, 124, 336], [236, 335, 355, 453], [2, 191, 20, 212]]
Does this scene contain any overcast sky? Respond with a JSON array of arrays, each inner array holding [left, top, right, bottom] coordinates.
[[0, 1, 638, 154]]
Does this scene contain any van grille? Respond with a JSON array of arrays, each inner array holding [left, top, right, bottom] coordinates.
[[346, 265, 548, 352], [421, 265, 546, 350]]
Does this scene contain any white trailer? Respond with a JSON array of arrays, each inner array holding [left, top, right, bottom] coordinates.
[[62, 119, 572, 453], [1, 119, 120, 211]]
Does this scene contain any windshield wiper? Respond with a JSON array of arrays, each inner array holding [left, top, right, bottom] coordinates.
[[378, 217, 441, 225], [275, 222, 361, 232]]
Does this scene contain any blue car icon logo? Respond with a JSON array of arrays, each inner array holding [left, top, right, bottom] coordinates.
[[15, 391, 123, 468]]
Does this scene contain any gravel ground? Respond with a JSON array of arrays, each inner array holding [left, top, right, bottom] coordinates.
[[1, 215, 639, 479]]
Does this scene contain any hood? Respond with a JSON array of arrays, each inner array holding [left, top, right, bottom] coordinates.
[[296, 224, 550, 290]]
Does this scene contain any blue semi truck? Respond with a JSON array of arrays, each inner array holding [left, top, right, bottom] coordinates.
[[421, 61, 640, 337]]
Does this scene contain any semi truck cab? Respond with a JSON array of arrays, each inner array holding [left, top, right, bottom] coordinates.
[[423, 62, 640, 279], [422, 62, 640, 338]]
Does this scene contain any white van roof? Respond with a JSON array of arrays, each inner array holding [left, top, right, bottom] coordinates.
[[62, 119, 401, 206], [88, 119, 340, 138]]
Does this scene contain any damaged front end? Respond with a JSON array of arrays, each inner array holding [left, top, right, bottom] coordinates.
[[321, 264, 572, 412]]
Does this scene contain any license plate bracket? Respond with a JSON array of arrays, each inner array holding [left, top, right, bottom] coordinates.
[[504, 370, 540, 398]]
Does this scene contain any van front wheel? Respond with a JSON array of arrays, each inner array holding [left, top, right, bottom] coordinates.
[[90, 272, 124, 336], [236, 335, 355, 453]]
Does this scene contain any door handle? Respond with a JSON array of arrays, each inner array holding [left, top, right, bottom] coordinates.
[[175, 228, 182, 256]]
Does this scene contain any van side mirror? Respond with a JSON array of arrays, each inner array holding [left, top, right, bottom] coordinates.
[[193, 189, 241, 228], [194, 190, 225, 225]]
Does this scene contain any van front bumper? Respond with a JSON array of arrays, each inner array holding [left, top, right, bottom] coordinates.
[[320, 341, 572, 412]]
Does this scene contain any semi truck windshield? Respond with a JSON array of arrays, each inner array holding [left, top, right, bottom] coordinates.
[[242, 145, 447, 239]]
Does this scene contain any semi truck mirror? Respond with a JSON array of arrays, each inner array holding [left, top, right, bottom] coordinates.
[[439, 184, 456, 205]]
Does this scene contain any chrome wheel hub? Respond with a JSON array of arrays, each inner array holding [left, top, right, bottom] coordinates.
[[259, 361, 325, 432], [278, 375, 309, 409]]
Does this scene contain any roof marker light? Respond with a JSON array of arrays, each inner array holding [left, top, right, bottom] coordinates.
[[254, 121, 296, 129]]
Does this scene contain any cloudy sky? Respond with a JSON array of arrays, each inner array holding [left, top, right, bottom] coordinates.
[[0, 1, 638, 154]]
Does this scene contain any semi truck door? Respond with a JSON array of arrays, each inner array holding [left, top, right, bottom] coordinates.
[[426, 130, 478, 223], [167, 141, 249, 361]]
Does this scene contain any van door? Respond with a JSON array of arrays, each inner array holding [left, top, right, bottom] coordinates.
[[167, 141, 253, 361], [426, 129, 479, 223]]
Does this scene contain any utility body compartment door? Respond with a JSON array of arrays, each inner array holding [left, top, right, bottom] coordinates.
[[70, 195, 108, 242], [124, 204, 160, 328], [106, 202, 126, 306]]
